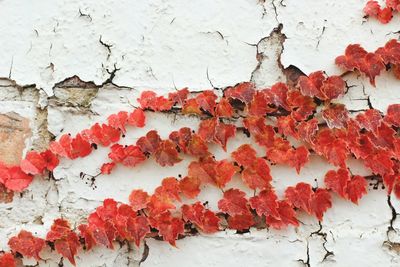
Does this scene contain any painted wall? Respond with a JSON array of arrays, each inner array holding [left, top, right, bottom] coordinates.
[[0, 0, 399, 266]]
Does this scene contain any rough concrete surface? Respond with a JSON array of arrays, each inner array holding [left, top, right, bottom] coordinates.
[[0, 0, 399, 266]]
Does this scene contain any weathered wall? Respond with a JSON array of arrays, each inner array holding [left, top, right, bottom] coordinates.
[[0, 0, 400, 266]]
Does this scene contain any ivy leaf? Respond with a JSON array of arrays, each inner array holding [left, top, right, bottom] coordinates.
[[149, 211, 184, 246], [231, 144, 257, 168], [285, 182, 313, 214], [218, 189, 249, 216], [168, 88, 189, 105], [346, 175, 368, 204], [224, 82, 255, 104], [108, 144, 146, 167], [127, 108, 146, 128], [100, 162, 116, 174], [0, 165, 33, 192], [249, 189, 280, 218], [0, 253, 15, 267], [136, 130, 162, 154], [46, 219, 80, 266], [227, 212, 255, 231], [310, 189, 332, 220], [243, 116, 276, 147], [215, 98, 234, 118], [154, 140, 182, 166], [137, 91, 174, 111], [108, 111, 128, 133], [195, 90, 217, 115], [126, 215, 150, 247], [385, 104, 400, 127], [81, 123, 121, 147], [241, 158, 272, 190], [265, 200, 299, 229], [129, 189, 150, 211], [322, 103, 349, 129], [8, 230, 45, 261], [182, 202, 220, 233], [179, 176, 201, 199], [155, 177, 181, 202], [324, 168, 351, 198], [297, 118, 319, 144]]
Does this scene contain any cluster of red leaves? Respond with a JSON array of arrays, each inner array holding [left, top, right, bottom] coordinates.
[[0, 108, 145, 193], [336, 39, 400, 85], [324, 168, 368, 204], [4, 28, 400, 266], [364, 0, 397, 24]]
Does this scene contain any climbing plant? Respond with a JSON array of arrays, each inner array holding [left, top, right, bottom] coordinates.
[[1, 2, 400, 266]]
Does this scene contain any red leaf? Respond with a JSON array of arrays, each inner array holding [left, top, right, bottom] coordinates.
[[214, 160, 236, 188], [108, 111, 128, 133], [314, 128, 349, 167], [218, 189, 249, 216], [108, 144, 146, 167], [81, 123, 121, 147], [137, 91, 173, 111], [154, 140, 182, 166], [285, 183, 313, 214], [297, 118, 319, 144], [224, 82, 255, 104], [182, 202, 220, 233], [385, 104, 400, 127], [182, 98, 202, 115], [215, 98, 234, 118], [20, 151, 46, 175], [129, 189, 150, 211], [310, 189, 332, 220], [70, 134, 92, 159], [265, 82, 289, 110], [136, 130, 162, 154], [324, 168, 351, 198], [195, 90, 217, 115], [231, 144, 257, 168], [346, 175, 368, 204], [0, 253, 15, 267], [227, 212, 254, 231], [335, 44, 368, 71], [78, 224, 97, 250], [179, 176, 201, 199], [8, 230, 45, 260], [0, 165, 33, 192], [126, 215, 150, 247], [265, 200, 299, 229], [198, 118, 236, 151], [277, 115, 298, 138], [249, 189, 280, 218], [243, 116, 276, 147], [127, 108, 146, 128], [100, 162, 116, 174], [149, 211, 184, 246], [287, 146, 310, 174], [375, 39, 400, 65], [46, 219, 80, 266], [147, 194, 175, 216], [155, 177, 181, 202], [168, 88, 189, 104], [241, 158, 272, 190], [364, 149, 394, 176], [286, 90, 316, 121], [248, 91, 275, 116], [322, 104, 349, 129], [364, 1, 381, 17]]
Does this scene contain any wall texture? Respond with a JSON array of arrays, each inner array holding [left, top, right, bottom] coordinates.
[[0, 0, 400, 266]]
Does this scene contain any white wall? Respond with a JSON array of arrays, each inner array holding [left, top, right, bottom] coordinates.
[[0, 0, 400, 266]]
